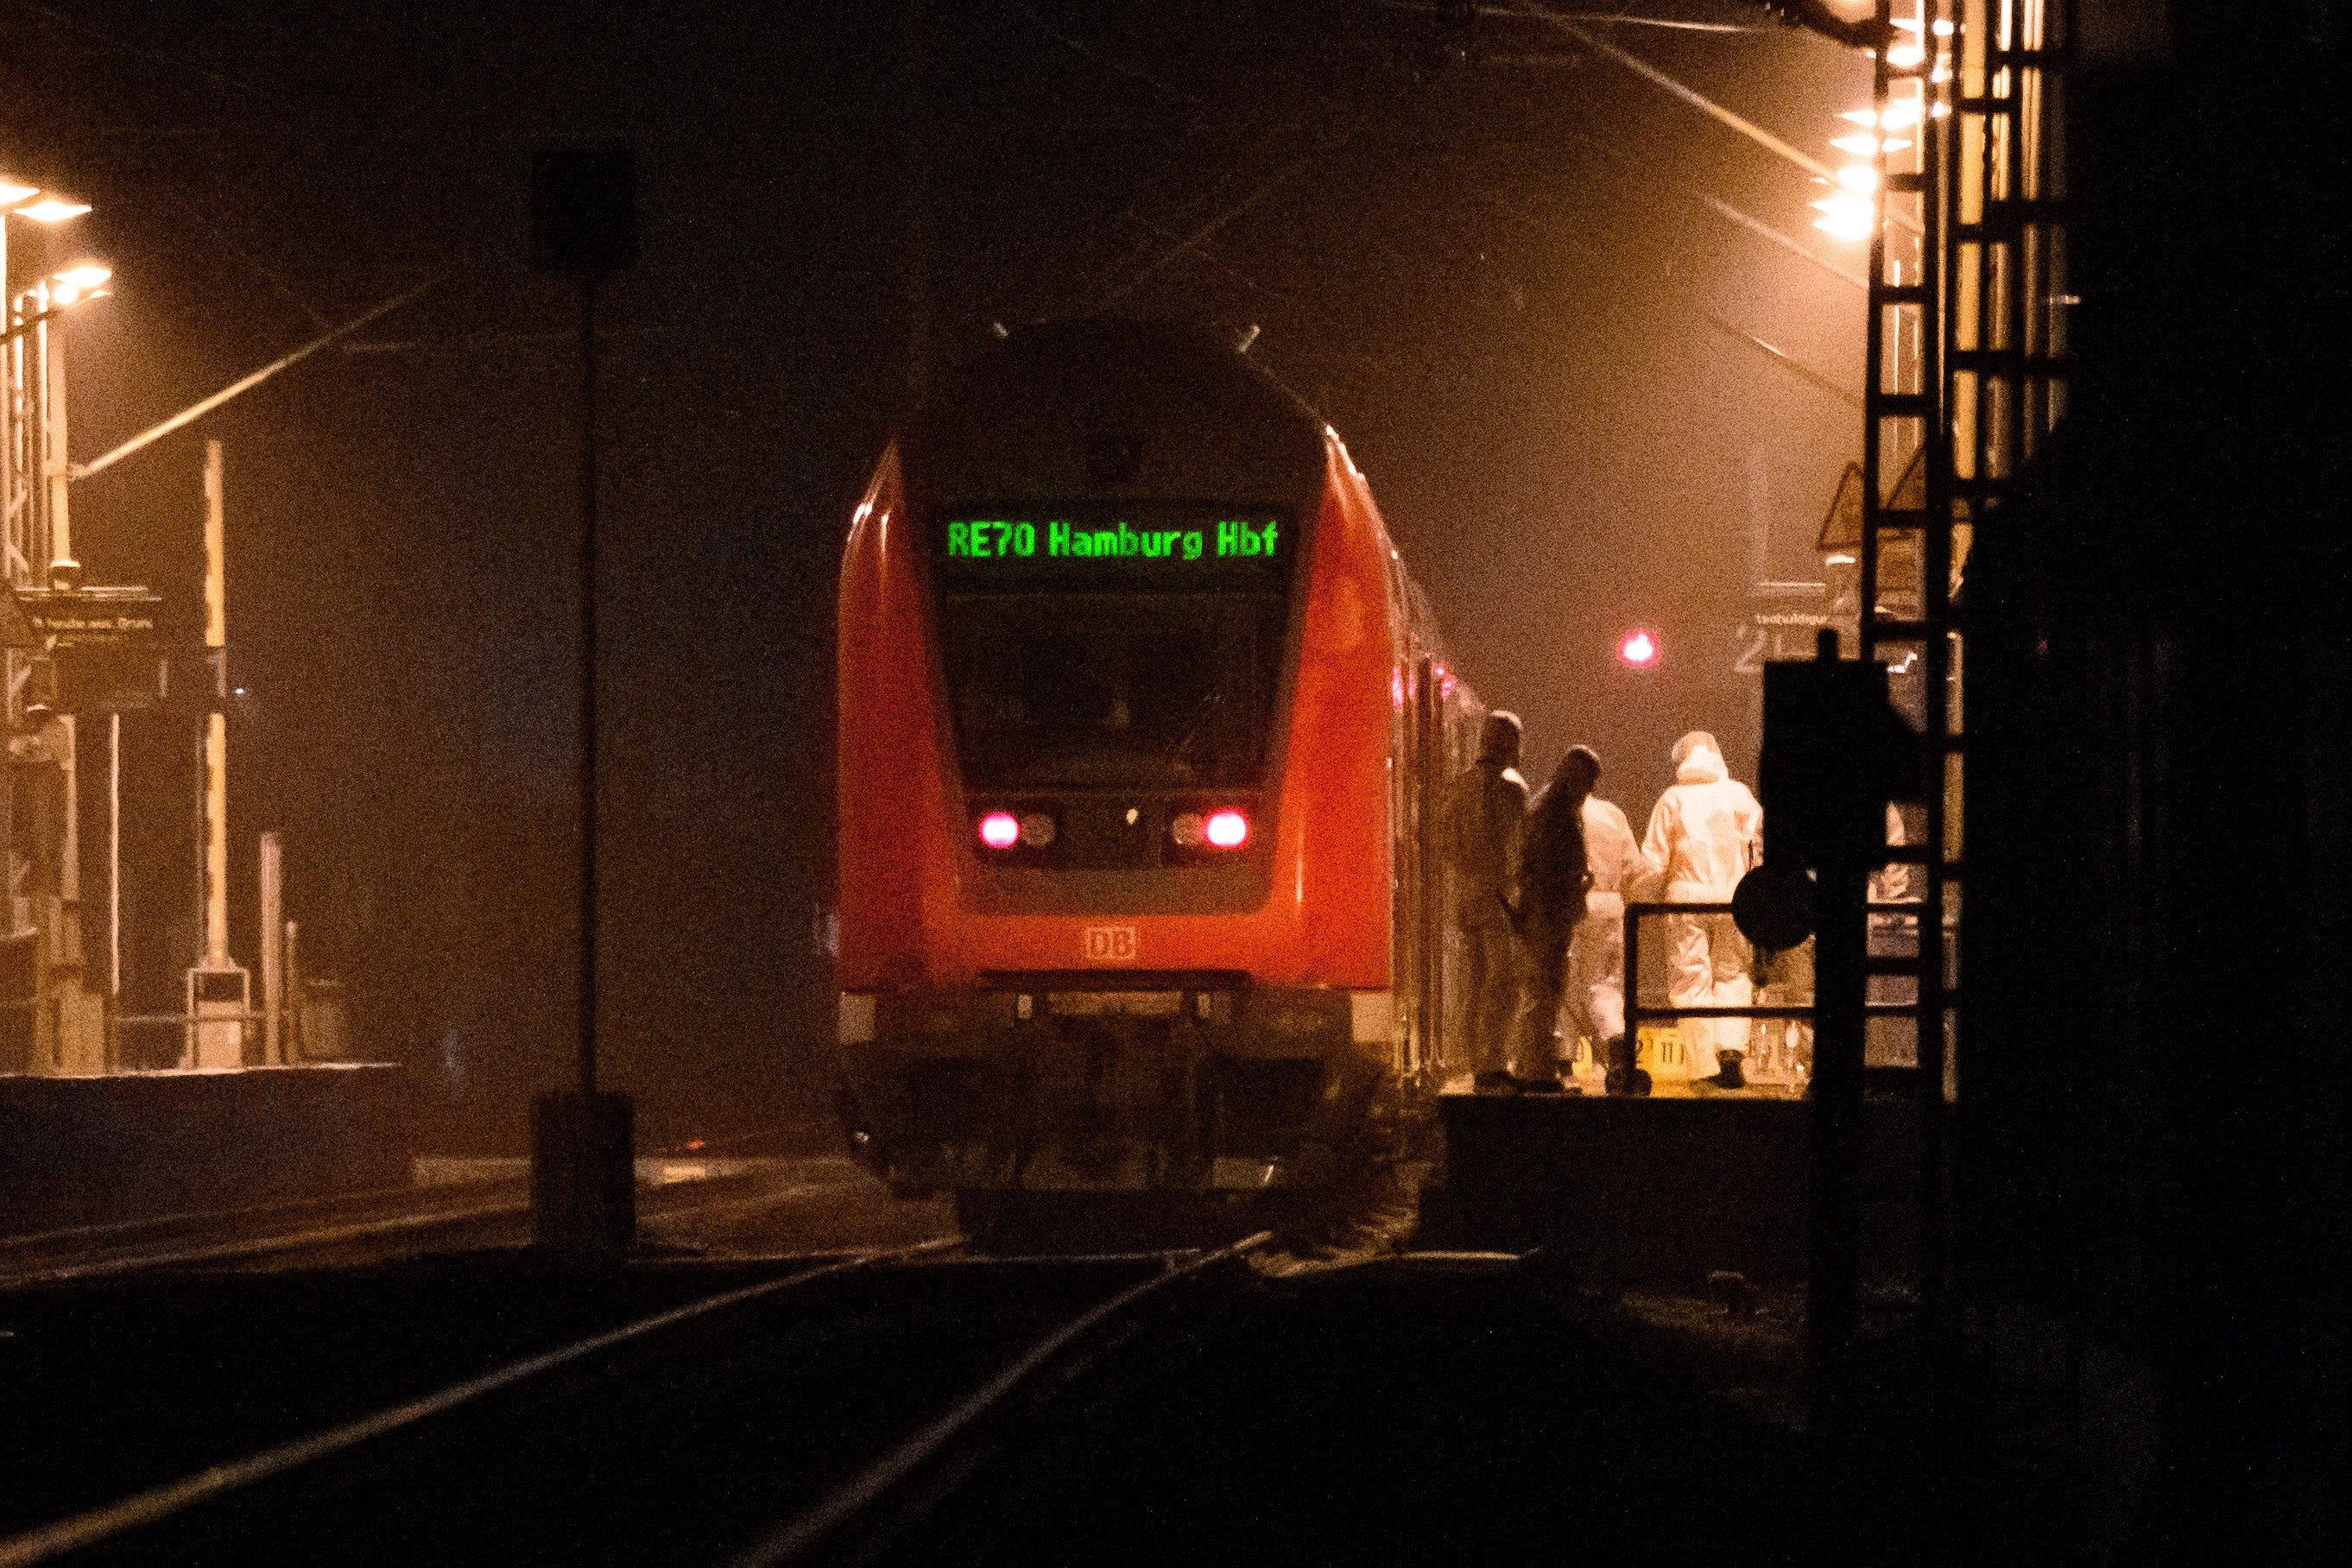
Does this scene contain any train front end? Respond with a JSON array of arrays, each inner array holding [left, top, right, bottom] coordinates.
[[834, 323, 1400, 1204]]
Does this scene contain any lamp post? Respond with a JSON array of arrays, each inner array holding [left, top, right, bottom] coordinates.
[[1, 182, 104, 1075], [529, 147, 638, 1259]]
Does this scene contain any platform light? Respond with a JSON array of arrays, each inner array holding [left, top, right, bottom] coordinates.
[[1841, 102, 1923, 130], [49, 264, 111, 306], [977, 812, 1020, 850], [14, 198, 91, 224], [1812, 193, 1875, 241], [1836, 165, 1879, 193], [1618, 629, 1659, 669]]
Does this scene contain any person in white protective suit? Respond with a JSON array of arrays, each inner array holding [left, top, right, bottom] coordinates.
[[1559, 746, 1642, 1079], [1639, 730, 1764, 1089], [1446, 711, 1528, 1091]]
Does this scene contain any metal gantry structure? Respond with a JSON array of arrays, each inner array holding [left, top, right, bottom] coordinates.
[[3, 269, 99, 1074], [1854, 0, 2069, 1312]]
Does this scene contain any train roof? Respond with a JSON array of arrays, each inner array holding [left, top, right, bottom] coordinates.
[[903, 319, 1329, 514]]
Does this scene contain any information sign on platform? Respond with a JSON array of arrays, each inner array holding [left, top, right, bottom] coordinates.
[[14, 587, 170, 713]]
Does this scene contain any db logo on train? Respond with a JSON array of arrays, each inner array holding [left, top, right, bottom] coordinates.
[[1083, 926, 1139, 963]]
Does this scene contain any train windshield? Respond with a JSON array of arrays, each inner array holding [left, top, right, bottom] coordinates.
[[933, 510, 1294, 790]]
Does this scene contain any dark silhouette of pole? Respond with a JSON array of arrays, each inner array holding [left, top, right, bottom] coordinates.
[[1754, 627, 1922, 1446], [530, 146, 635, 1256], [578, 269, 599, 1101]]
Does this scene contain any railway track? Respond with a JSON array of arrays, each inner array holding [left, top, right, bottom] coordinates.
[[0, 1179, 532, 1287], [0, 1232, 1275, 1567], [0, 1158, 862, 1287]]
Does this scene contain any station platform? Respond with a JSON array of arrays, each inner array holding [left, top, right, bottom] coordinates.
[[1413, 1078, 1929, 1287], [0, 1064, 411, 1234]]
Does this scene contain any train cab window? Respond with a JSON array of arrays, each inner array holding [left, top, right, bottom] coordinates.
[[945, 597, 1280, 788], [933, 510, 1295, 792]]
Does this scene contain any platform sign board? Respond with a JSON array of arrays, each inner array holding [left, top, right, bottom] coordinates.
[[16, 588, 170, 713], [16, 587, 166, 648]]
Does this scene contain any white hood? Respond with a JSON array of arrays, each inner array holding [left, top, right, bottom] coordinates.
[[1674, 745, 1728, 786]]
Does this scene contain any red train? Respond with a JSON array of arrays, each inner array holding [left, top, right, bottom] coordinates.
[[834, 321, 1483, 1213]]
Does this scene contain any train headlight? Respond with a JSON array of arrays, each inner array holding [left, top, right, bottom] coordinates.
[[1017, 812, 1057, 847], [977, 812, 1021, 850], [1171, 807, 1249, 852]]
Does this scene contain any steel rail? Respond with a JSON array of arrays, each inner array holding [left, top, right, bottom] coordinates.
[[0, 1238, 960, 1568], [2, 1197, 530, 1286], [1, 1160, 812, 1285], [0, 1178, 462, 1259], [737, 1230, 1274, 1567]]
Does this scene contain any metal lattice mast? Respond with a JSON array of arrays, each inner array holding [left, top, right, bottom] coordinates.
[[1853, 0, 2071, 1316], [1942, 0, 2069, 1319], [1856, 0, 1952, 1307]]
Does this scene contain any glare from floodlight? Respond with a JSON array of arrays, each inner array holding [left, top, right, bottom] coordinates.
[[16, 199, 91, 224], [0, 183, 41, 208], [1812, 193, 1875, 241]]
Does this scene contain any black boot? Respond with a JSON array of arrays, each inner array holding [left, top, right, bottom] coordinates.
[[1603, 1036, 1651, 1097], [1708, 1051, 1747, 1091]]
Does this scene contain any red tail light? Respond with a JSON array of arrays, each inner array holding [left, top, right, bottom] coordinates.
[[978, 812, 1021, 850], [1204, 809, 1249, 849]]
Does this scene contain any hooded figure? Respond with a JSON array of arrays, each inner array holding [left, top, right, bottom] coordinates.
[[1565, 748, 1641, 1073], [1446, 711, 1527, 1087], [1640, 731, 1764, 1087], [1506, 747, 1598, 1089]]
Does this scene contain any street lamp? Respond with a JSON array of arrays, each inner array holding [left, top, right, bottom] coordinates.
[[0, 187, 103, 1076], [13, 199, 92, 224], [2, 184, 95, 583], [50, 265, 111, 307]]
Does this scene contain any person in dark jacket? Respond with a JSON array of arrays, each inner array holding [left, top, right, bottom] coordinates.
[[1446, 711, 1527, 1091], [1506, 747, 1598, 1091]]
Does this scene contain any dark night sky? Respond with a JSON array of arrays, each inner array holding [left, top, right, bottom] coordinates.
[[3, 1, 1867, 1145]]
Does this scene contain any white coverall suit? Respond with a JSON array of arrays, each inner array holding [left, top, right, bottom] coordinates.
[[1565, 794, 1641, 1053], [1639, 745, 1764, 1080]]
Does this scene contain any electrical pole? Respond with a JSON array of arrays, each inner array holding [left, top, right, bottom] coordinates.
[[529, 147, 638, 1260], [186, 439, 249, 1067]]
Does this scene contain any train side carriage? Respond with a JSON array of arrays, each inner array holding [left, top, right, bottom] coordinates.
[[834, 322, 1484, 1205]]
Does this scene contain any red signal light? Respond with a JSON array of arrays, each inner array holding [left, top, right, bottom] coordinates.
[[1204, 810, 1249, 849], [1618, 629, 1659, 668], [977, 811, 1021, 850]]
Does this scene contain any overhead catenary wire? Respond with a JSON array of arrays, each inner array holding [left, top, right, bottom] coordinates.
[[69, 272, 446, 481], [1000, 0, 1205, 109], [1701, 193, 1867, 289], [1508, 0, 1923, 235], [1703, 309, 1861, 408], [1371, 2, 1766, 32]]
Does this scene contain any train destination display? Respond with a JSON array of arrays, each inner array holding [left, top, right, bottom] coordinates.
[[941, 515, 1281, 569]]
